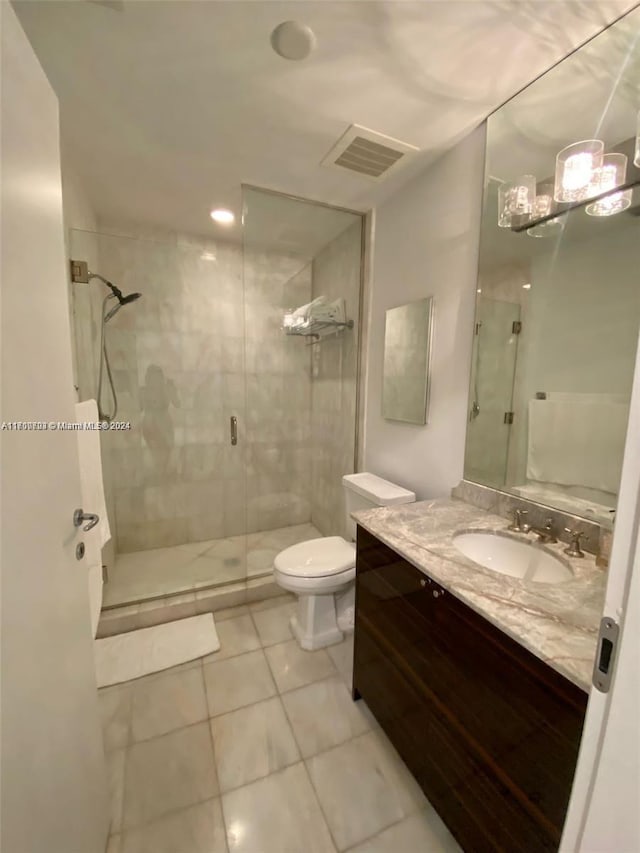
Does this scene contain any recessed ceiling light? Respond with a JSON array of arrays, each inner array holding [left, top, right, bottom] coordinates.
[[477, 288, 482, 293], [210, 208, 235, 225], [522, 283, 531, 289]]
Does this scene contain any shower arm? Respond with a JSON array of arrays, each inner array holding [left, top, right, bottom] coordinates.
[[89, 272, 124, 302]]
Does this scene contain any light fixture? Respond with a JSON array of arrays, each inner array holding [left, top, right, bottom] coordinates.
[[634, 110, 640, 169], [585, 153, 632, 217], [522, 283, 531, 290], [210, 208, 235, 225], [497, 175, 536, 228], [554, 140, 604, 202], [526, 183, 563, 238]]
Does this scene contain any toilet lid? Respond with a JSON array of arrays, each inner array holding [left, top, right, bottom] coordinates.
[[274, 537, 356, 578]]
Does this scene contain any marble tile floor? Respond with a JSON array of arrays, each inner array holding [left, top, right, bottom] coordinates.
[[104, 523, 322, 608], [101, 595, 461, 853]]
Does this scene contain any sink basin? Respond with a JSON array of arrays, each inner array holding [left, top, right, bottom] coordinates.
[[453, 532, 572, 584]]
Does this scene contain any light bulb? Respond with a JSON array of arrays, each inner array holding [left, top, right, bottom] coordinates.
[[210, 208, 235, 225], [554, 140, 604, 202], [586, 153, 631, 217]]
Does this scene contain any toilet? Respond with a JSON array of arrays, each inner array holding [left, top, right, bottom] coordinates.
[[273, 473, 416, 650]]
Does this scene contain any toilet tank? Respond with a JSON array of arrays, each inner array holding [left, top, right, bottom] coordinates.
[[342, 473, 416, 542]]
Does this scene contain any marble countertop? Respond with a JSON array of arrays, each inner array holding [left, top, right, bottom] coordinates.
[[353, 498, 606, 692]]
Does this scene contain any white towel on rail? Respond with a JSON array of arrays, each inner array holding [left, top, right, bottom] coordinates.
[[75, 398, 111, 548], [527, 398, 629, 495], [75, 399, 111, 637]]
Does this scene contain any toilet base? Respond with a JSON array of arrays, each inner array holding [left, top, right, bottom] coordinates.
[[290, 593, 344, 650]]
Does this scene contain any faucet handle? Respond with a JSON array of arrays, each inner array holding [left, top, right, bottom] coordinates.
[[564, 528, 588, 558], [507, 508, 529, 533]]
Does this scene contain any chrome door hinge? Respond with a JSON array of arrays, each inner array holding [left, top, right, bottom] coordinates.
[[504, 412, 514, 425], [592, 617, 619, 693], [512, 321, 522, 334]]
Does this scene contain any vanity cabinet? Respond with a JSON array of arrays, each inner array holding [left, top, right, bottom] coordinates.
[[353, 526, 588, 853]]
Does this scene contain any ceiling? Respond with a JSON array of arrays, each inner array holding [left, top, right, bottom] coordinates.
[[488, 6, 640, 182], [14, 0, 638, 247]]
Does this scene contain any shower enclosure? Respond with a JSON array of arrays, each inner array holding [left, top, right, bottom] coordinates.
[[70, 188, 364, 609], [464, 296, 521, 487]]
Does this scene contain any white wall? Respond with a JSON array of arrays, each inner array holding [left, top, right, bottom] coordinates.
[[363, 126, 486, 499], [61, 157, 98, 234]]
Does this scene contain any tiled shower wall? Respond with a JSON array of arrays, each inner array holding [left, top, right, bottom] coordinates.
[[71, 223, 312, 552], [310, 221, 363, 538]]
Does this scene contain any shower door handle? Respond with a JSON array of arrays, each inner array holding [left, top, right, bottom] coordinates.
[[230, 416, 238, 446], [73, 508, 100, 532]]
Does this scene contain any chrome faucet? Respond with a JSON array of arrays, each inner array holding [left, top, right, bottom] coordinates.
[[507, 509, 530, 533], [529, 517, 557, 544], [564, 528, 588, 558]]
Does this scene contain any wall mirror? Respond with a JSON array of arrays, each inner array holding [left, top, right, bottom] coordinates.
[[464, 8, 640, 525], [383, 296, 434, 425]]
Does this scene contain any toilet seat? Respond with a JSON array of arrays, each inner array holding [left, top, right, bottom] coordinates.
[[274, 536, 355, 579]]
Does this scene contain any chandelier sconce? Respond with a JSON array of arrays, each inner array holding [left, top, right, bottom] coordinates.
[[498, 123, 638, 231], [527, 183, 563, 237], [498, 175, 536, 228], [554, 139, 604, 203], [585, 153, 632, 217]]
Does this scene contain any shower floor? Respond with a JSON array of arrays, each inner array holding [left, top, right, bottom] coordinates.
[[103, 522, 322, 608]]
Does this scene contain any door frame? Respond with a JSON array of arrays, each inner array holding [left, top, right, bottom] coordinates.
[[560, 334, 640, 850]]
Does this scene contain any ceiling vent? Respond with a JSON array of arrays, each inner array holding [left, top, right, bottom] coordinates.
[[321, 124, 419, 181]]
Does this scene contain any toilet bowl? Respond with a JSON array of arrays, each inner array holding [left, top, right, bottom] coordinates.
[[273, 473, 415, 650]]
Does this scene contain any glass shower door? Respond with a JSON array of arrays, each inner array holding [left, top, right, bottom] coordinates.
[[464, 297, 520, 488], [241, 186, 364, 579], [69, 226, 248, 606]]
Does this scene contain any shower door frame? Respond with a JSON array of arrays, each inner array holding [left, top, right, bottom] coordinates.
[[241, 183, 369, 479]]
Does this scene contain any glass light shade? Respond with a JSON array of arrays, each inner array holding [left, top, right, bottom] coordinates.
[[585, 188, 632, 217], [585, 153, 631, 217], [635, 110, 640, 169], [497, 175, 536, 227], [526, 184, 563, 237], [554, 140, 604, 202], [497, 182, 512, 228]]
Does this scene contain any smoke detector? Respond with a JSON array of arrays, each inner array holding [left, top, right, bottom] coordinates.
[[321, 124, 419, 180], [271, 21, 317, 61]]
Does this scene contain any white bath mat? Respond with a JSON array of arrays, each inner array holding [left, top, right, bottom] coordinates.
[[94, 614, 219, 688]]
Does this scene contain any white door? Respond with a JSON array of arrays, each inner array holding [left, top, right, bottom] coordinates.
[[560, 337, 640, 852], [0, 6, 109, 853]]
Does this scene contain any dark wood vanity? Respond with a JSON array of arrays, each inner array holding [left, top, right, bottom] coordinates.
[[353, 526, 588, 853]]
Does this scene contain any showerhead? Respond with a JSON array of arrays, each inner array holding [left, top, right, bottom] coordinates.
[[104, 291, 142, 323], [121, 292, 142, 305], [89, 272, 142, 306], [88, 271, 142, 323]]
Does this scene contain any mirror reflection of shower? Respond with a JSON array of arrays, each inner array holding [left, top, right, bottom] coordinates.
[[89, 270, 141, 421]]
